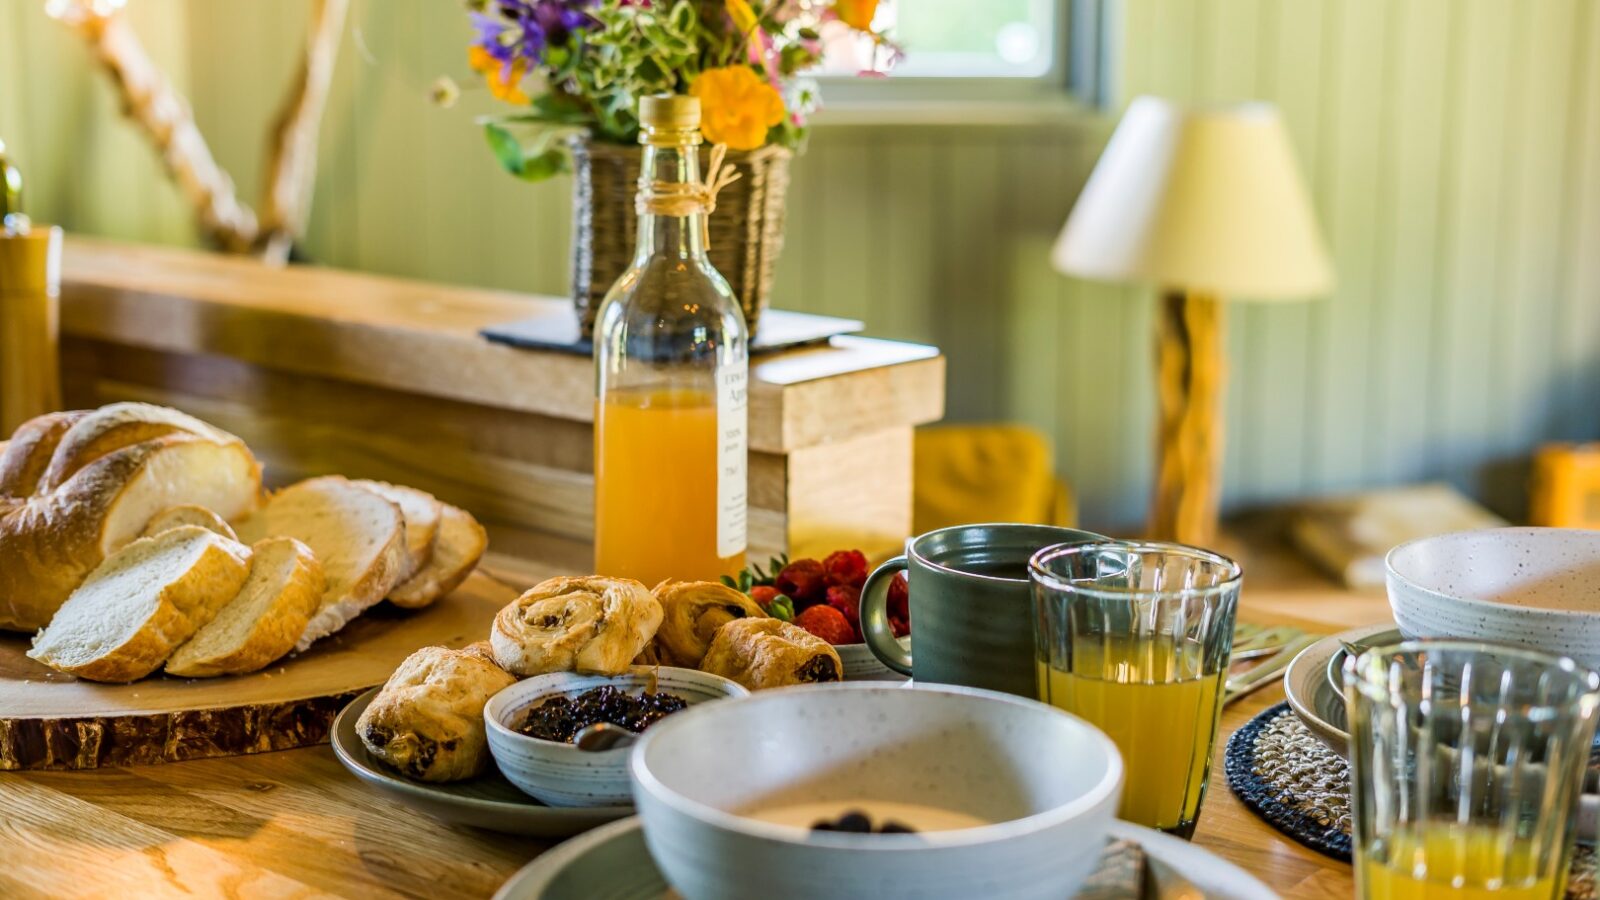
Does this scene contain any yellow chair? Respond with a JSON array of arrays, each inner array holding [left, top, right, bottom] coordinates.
[[912, 424, 1076, 533]]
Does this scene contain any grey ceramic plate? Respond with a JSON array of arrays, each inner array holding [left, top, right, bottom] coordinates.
[[331, 687, 633, 838], [492, 817, 1276, 900], [1282, 623, 1398, 757]]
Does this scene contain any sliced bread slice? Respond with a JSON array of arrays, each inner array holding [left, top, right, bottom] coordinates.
[[353, 480, 441, 581], [387, 504, 488, 609], [142, 504, 239, 541], [165, 536, 325, 677], [234, 476, 407, 651], [27, 525, 251, 682]]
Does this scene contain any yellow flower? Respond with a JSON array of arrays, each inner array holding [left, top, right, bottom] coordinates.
[[691, 65, 786, 151], [469, 45, 529, 105], [835, 0, 878, 31], [725, 0, 758, 35]]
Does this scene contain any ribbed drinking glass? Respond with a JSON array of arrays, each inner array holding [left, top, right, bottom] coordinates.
[[1345, 641, 1600, 899], [1030, 541, 1241, 837]]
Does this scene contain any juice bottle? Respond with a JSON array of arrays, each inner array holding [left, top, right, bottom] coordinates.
[[593, 94, 748, 586]]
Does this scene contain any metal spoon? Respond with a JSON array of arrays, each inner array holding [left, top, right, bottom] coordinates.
[[573, 722, 638, 752]]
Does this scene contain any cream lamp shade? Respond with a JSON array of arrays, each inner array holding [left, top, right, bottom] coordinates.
[[1052, 95, 1332, 300]]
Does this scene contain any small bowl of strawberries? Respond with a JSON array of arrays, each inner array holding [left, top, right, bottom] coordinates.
[[723, 549, 910, 681]]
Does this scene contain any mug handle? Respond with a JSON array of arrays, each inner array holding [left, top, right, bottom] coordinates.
[[860, 555, 912, 676]]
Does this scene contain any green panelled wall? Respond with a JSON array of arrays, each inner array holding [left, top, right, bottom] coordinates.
[[2, 0, 1597, 530]]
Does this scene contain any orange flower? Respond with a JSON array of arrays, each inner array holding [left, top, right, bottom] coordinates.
[[469, 45, 529, 105], [835, 0, 878, 31], [690, 65, 786, 151]]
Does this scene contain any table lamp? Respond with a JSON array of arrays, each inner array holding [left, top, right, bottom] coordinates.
[[1053, 96, 1332, 547]]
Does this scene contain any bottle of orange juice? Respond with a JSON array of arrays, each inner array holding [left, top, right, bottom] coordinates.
[[593, 94, 748, 586]]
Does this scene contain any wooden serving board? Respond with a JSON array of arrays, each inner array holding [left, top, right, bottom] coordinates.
[[0, 570, 518, 771]]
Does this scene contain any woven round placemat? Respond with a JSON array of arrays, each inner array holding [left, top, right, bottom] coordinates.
[[1225, 702, 1598, 899]]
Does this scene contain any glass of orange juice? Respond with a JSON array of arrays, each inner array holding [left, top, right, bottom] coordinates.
[[1030, 541, 1240, 838], [1345, 641, 1600, 900]]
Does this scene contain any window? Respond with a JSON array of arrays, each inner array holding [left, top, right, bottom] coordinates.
[[817, 0, 1058, 79], [811, 0, 1107, 109]]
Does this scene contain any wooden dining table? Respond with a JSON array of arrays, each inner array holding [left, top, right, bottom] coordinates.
[[0, 518, 1385, 899]]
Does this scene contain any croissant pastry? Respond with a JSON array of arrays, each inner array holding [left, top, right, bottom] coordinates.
[[701, 618, 844, 690], [491, 575, 663, 676], [356, 645, 516, 782], [653, 580, 768, 667]]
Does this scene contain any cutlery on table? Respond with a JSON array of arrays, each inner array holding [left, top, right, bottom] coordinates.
[[1224, 634, 1319, 707]]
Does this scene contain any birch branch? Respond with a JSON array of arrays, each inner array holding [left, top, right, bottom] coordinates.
[[257, 0, 349, 264]]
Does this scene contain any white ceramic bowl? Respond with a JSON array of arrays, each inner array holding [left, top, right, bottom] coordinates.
[[1386, 528, 1600, 670], [630, 683, 1123, 900], [485, 667, 748, 808]]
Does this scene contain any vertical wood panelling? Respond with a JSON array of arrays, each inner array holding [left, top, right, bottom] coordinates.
[[1559, 1, 1600, 441], [5, 0, 1599, 530], [1241, 0, 1323, 503], [1370, 0, 1450, 486], [1306, 0, 1387, 491]]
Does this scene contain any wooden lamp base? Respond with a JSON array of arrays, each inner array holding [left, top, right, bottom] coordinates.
[[1148, 289, 1226, 548]]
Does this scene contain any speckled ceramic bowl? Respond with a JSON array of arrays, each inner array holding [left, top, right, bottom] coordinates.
[[630, 683, 1123, 900], [485, 667, 748, 808], [1387, 528, 1600, 670]]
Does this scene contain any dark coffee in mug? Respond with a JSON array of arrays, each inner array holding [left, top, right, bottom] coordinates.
[[860, 524, 1107, 697]]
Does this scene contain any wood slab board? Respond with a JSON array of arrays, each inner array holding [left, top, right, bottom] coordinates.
[[0, 571, 518, 771]]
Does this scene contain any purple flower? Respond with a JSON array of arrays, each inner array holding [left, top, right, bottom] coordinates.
[[472, 0, 596, 73]]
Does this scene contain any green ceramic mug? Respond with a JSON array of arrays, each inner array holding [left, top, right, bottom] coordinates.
[[860, 523, 1107, 697]]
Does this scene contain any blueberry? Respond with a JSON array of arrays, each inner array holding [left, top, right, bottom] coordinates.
[[878, 821, 916, 834], [836, 811, 872, 833]]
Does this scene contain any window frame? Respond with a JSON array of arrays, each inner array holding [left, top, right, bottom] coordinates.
[[808, 0, 1110, 111]]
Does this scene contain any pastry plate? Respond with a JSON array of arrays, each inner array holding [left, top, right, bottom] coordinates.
[[1282, 623, 1397, 757], [331, 687, 633, 838], [492, 816, 1277, 900]]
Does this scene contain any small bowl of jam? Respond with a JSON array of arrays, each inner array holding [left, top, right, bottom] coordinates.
[[485, 666, 748, 808]]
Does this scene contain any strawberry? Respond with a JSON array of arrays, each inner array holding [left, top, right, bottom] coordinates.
[[793, 604, 856, 645], [825, 584, 862, 641], [887, 572, 910, 637], [776, 558, 828, 605], [822, 549, 869, 589], [749, 584, 781, 608]]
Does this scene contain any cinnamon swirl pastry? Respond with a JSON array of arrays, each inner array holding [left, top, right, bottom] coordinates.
[[490, 575, 662, 676], [700, 617, 844, 690], [652, 580, 768, 667]]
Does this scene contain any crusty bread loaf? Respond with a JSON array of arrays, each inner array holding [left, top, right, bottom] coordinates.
[[166, 536, 324, 677], [142, 504, 239, 541], [234, 476, 408, 651], [0, 411, 86, 498], [0, 433, 263, 632], [388, 504, 487, 609], [353, 480, 441, 581], [37, 403, 239, 493], [27, 526, 252, 682]]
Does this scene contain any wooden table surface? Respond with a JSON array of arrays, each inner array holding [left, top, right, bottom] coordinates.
[[0, 524, 1388, 899]]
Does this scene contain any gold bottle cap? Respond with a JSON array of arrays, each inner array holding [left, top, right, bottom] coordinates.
[[638, 94, 702, 145]]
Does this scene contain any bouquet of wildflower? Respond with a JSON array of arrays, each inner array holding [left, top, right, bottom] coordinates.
[[461, 0, 895, 180]]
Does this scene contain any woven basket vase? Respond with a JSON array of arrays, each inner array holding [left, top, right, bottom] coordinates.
[[568, 134, 792, 339]]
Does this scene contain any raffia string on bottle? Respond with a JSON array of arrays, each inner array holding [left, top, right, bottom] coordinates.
[[634, 143, 742, 249]]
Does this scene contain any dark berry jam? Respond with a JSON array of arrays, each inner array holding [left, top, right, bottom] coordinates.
[[515, 685, 688, 744]]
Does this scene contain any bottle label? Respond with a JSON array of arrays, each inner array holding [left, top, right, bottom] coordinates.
[[717, 361, 748, 558]]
